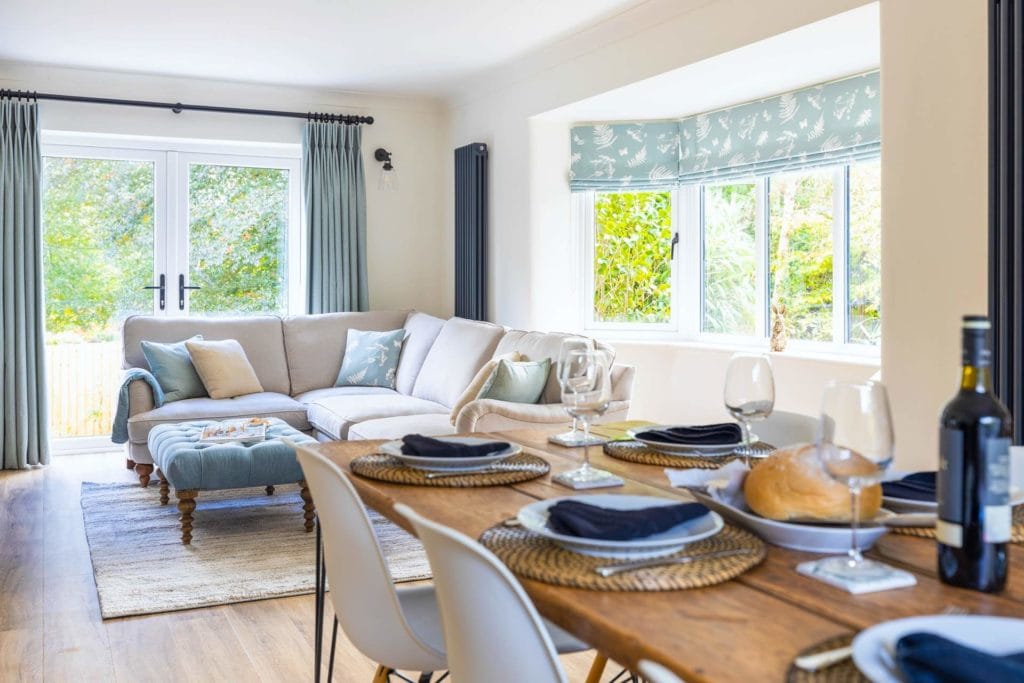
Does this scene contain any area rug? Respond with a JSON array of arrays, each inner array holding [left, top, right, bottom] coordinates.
[[81, 482, 430, 619]]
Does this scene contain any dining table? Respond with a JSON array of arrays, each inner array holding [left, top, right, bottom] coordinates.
[[310, 427, 1024, 682]]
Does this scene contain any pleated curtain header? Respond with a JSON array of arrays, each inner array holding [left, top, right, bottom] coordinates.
[[569, 70, 880, 191]]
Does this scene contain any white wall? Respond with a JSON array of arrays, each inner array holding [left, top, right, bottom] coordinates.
[[0, 61, 452, 317]]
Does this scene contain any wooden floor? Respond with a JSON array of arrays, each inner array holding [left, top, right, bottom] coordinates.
[[0, 453, 619, 682]]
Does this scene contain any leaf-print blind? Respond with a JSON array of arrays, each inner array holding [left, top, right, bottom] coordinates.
[[569, 121, 681, 190]]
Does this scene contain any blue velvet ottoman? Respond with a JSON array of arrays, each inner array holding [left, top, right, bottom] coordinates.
[[148, 418, 318, 544]]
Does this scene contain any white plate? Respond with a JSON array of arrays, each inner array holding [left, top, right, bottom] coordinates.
[[628, 425, 747, 457], [517, 494, 723, 559], [690, 491, 889, 553], [882, 472, 1024, 513], [380, 436, 522, 472], [852, 615, 1024, 682]]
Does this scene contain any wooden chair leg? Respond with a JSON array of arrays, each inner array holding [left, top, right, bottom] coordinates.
[[299, 479, 315, 532], [265, 485, 275, 496], [176, 490, 198, 545], [371, 665, 390, 683], [158, 472, 169, 505], [135, 463, 154, 488], [585, 653, 608, 683]]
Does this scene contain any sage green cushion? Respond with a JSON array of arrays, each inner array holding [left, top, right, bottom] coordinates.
[[141, 335, 206, 403], [335, 328, 406, 389], [477, 358, 551, 404]]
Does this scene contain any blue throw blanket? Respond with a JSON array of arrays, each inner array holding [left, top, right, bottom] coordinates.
[[112, 368, 165, 444]]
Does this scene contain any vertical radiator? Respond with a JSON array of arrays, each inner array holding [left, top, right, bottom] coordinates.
[[990, 0, 1024, 439], [454, 143, 488, 321]]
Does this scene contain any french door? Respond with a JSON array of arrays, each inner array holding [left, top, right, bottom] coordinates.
[[41, 136, 302, 445]]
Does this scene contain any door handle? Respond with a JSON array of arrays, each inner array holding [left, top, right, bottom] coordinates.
[[178, 274, 201, 311], [143, 274, 166, 311], [670, 232, 680, 259]]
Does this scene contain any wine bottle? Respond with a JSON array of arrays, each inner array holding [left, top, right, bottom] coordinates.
[[937, 315, 1012, 592]]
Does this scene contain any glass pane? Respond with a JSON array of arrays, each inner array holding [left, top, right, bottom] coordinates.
[[42, 156, 155, 438], [702, 182, 757, 335], [187, 164, 289, 315], [592, 191, 673, 324], [769, 169, 835, 342], [848, 160, 882, 345]]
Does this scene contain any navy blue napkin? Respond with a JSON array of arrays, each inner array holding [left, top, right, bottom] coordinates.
[[881, 472, 936, 502], [546, 500, 709, 540], [400, 434, 509, 459], [896, 632, 1024, 683], [634, 423, 742, 446]]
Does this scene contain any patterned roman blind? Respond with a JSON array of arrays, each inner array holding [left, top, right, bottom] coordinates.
[[569, 71, 880, 191]]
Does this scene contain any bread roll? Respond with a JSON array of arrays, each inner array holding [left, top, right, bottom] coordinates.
[[743, 443, 882, 522]]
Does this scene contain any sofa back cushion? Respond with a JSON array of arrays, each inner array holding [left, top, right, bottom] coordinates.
[[395, 311, 446, 395], [493, 330, 615, 404], [122, 315, 290, 395], [282, 311, 409, 395], [412, 317, 505, 408]]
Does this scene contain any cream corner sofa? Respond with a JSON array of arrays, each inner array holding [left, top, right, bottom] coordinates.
[[121, 310, 635, 486]]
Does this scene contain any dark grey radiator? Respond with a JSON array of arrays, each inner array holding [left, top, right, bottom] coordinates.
[[454, 143, 488, 321]]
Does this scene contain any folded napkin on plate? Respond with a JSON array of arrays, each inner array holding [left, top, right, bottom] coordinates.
[[896, 632, 1024, 683], [665, 459, 750, 508], [881, 472, 936, 502], [546, 499, 709, 540], [634, 423, 742, 446], [400, 434, 509, 459]]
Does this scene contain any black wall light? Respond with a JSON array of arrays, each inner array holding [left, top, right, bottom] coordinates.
[[374, 147, 397, 191]]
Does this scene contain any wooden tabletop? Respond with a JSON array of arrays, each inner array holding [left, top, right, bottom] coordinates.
[[314, 429, 1024, 682]]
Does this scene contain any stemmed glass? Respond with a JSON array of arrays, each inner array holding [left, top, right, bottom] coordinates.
[[723, 353, 775, 461], [550, 338, 601, 447], [558, 347, 615, 485], [808, 381, 896, 581]]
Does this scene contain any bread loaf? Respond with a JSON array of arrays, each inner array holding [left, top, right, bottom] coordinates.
[[743, 443, 882, 522]]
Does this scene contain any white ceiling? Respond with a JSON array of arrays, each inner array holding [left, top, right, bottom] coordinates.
[[0, 0, 643, 95], [544, 3, 879, 121]]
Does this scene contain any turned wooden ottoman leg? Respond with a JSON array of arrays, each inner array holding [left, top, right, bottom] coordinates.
[[299, 480, 315, 532], [265, 485, 275, 496], [135, 463, 154, 488], [126, 458, 136, 470], [158, 472, 170, 505], [176, 490, 198, 545]]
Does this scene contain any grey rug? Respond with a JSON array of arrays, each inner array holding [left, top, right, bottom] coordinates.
[[81, 482, 430, 619]]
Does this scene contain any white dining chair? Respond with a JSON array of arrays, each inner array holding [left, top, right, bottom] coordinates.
[[754, 410, 817, 447], [638, 659, 684, 683], [295, 446, 448, 682], [395, 502, 608, 683]]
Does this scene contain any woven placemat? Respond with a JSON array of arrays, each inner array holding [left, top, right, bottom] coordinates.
[[479, 523, 765, 591], [350, 452, 549, 487], [786, 634, 866, 683], [891, 504, 1024, 543], [603, 441, 743, 469]]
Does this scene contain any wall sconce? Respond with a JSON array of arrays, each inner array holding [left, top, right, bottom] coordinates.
[[374, 148, 398, 192]]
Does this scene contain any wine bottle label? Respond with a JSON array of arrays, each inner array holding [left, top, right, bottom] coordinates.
[[985, 505, 1012, 543], [936, 519, 963, 548], [937, 428, 964, 525], [983, 436, 1011, 543]]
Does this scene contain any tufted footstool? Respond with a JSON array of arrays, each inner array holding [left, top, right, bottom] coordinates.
[[148, 418, 318, 544]]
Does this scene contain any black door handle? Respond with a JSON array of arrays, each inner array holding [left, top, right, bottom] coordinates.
[[143, 274, 166, 311], [670, 232, 680, 259], [178, 274, 201, 311]]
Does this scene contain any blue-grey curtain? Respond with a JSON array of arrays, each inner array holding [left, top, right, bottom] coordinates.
[[1, 99, 49, 469], [302, 122, 368, 313]]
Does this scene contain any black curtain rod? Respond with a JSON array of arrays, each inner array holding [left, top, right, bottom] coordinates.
[[0, 88, 373, 125]]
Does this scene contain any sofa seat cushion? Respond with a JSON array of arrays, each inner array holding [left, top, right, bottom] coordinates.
[[347, 414, 457, 441], [307, 394, 448, 440], [127, 392, 309, 444], [294, 386, 398, 404]]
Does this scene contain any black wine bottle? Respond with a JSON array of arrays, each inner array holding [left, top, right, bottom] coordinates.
[[937, 315, 1012, 592]]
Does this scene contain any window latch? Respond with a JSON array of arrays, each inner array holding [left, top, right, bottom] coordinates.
[[670, 232, 679, 259]]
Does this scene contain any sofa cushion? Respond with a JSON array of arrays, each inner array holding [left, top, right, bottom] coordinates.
[[307, 394, 448, 440], [141, 335, 206, 402], [294, 386, 398, 404], [186, 338, 264, 399], [494, 330, 615, 404], [478, 358, 551, 404], [126, 392, 309, 444], [396, 312, 445, 395], [282, 311, 409, 395], [335, 328, 406, 388], [122, 315, 290, 395], [412, 317, 505, 408], [347, 414, 457, 441]]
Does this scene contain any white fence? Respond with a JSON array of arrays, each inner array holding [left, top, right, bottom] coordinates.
[[45, 341, 121, 439]]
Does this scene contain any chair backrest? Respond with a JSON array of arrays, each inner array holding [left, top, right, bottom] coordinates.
[[294, 445, 444, 669], [755, 410, 818, 447], [638, 659, 684, 683], [395, 503, 567, 683]]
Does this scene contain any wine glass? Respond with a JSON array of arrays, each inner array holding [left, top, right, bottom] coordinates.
[[558, 347, 614, 484], [723, 353, 775, 462], [808, 380, 896, 581], [551, 337, 600, 447]]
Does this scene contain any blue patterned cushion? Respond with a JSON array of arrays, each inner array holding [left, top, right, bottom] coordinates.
[[141, 335, 206, 403], [335, 328, 406, 389]]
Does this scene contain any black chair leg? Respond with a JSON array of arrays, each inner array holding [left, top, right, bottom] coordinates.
[[327, 616, 338, 681], [417, 674, 433, 683]]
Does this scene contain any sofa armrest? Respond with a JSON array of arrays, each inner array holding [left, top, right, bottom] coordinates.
[[127, 378, 156, 416], [610, 364, 636, 402], [455, 398, 631, 434]]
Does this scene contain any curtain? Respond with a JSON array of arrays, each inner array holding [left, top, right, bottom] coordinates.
[[0, 98, 49, 469], [569, 121, 680, 191], [302, 122, 368, 313]]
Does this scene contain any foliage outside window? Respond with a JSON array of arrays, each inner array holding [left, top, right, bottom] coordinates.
[[702, 182, 757, 336]]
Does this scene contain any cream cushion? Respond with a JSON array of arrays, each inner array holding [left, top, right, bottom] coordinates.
[[186, 339, 264, 399], [395, 312, 446, 395], [306, 394, 448, 440], [412, 317, 505, 408], [348, 414, 458, 441], [448, 351, 521, 425]]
